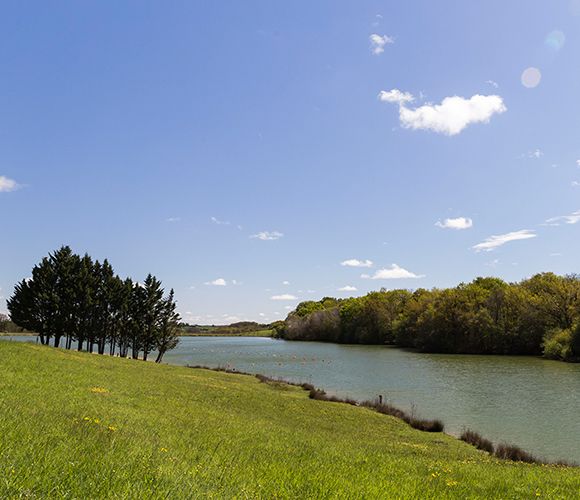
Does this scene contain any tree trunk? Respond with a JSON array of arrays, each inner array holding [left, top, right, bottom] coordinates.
[[54, 335, 61, 348], [143, 351, 148, 361], [77, 339, 83, 351], [155, 349, 165, 363]]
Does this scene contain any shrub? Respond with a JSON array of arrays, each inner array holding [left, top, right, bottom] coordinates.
[[542, 328, 573, 360], [494, 443, 539, 464], [460, 429, 494, 454]]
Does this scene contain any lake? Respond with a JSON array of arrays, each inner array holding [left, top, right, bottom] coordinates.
[[6, 334, 580, 463]]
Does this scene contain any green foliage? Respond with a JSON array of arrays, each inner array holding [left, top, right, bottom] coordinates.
[[542, 328, 573, 361], [1, 341, 578, 498], [7, 246, 180, 362], [279, 274, 580, 360]]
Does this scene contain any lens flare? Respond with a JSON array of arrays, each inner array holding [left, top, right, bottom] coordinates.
[[545, 30, 565, 50], [521, 67, 542, 88]]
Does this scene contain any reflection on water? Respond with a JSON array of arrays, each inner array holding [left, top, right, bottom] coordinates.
[[6, 334, 580, 463]]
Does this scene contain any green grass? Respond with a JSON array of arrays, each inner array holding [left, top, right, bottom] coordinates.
[[0, 342, 578, 498]]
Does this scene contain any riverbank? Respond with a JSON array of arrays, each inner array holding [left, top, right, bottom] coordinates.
[[1, 340, 578, 498]]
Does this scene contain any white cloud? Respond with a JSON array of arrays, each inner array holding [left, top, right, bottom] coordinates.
[[576, 160, 580, 167], [251, 231, 284, 241], [211, 216, 230, 225], [338, 285, 357, 292], [472, 229, 537, 252], [379, 90, 507, 136], [369, 34, 394, 54], [271, 294, 298, 301], [204, 278, 227, 286], [545, 210, 580, 226], [341, 259, 373, 268], [166, 217, 180, 223], [435, 217, 473, 230], [529, 149, 543, 159], [363, 264, 424, 280], [572, 181, 580, 187], [378, 89, 414, 105], [282, 280, 290, 285], [486, 80, 499, 88], [0, 176, 19, 192]]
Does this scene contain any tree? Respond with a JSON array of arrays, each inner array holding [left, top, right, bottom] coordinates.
[[0, 313, 9, 332], [155, 289, 180, 363]]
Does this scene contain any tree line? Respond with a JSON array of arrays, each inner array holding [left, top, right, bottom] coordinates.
[[7, 246, 180, 363], [275, 274, 580, 362]]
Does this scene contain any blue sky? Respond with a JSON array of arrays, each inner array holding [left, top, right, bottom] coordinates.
[[1, 1, 580, 324]]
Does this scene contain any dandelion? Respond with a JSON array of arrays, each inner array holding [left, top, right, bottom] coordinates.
[[160, 447, 168, 453], [108, 426, 117, 432], [446, 480, 458, 487], [83, 417, 90, 421], [90, 387, 109, 394]]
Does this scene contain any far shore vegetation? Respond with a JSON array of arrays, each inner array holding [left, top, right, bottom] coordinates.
[[274, 274, 580, 363]]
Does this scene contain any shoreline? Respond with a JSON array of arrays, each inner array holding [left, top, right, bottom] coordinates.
[[187, 363, 577, 468]]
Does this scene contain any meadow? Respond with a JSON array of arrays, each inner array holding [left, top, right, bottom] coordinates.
[[0, 340, 578, 498]]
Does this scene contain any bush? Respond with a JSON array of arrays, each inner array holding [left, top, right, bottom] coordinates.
[[542, 328, 573, 360], [460, 429, 494, 454], [494, 443, 539, 464]]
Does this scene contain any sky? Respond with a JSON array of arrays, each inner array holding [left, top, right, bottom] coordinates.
[[1, 1, 580, 324]]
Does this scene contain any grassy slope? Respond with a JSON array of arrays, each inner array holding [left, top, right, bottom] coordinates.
[[0, 342, 577, 499]]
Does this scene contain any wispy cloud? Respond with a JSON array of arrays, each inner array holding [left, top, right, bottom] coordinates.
[[211, 216, 230, 225], [282, 280, 290, 285], [363, 264, 424, 279], [528, 149, 543, 159], [379, 90, 506, 136], [369, 34, 394, 55], [251, 231, 284, 241], [338, 285, 357, 292], [271, 294, 297, 301], [436, 217, 473, 230], [204, 278, 227, 286], [544, 210, 580, 226], [472, 229, 537, 252], [341, 259, 373, 268], [166, 217, 180, 223], [0, 176, 19, 192], [486, 80, 499, 88]]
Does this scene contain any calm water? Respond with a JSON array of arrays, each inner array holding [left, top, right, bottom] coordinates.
[[6, 335, 580, 463]]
